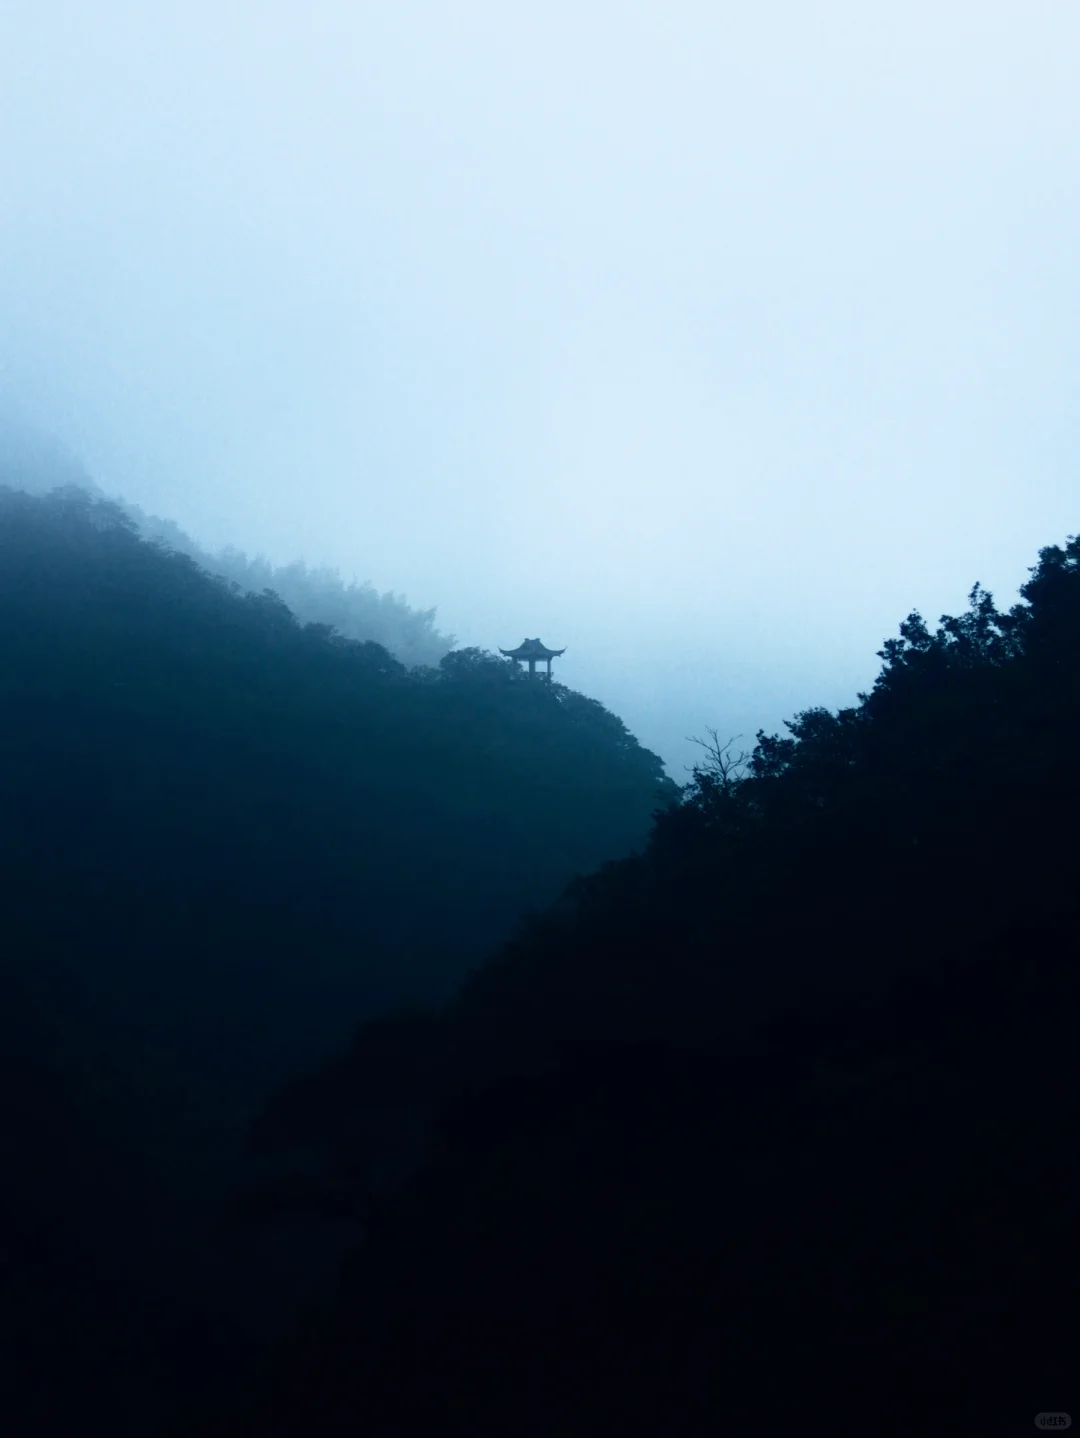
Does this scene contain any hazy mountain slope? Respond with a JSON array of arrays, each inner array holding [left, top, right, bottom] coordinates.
[[0, 413, 454, 665], [126, 501, 456, 668], [0, 408, 102, 495]]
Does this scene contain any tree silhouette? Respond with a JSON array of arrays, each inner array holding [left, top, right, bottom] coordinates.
[[243, 534, 1080, 1437]]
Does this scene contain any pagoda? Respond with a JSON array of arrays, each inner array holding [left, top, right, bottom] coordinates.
[[499, 637, 566, 680]]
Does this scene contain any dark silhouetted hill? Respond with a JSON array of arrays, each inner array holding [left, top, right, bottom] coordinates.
[[0, 483, 673, 1434], [243, 536, 1080, 1437]]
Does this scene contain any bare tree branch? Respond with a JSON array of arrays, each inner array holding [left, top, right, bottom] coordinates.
[[685, 729, 752, 795]]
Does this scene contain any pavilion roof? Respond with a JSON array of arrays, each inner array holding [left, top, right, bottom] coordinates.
[[499, 638, 566, 660]]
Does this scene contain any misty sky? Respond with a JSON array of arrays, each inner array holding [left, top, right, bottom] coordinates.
[[1, 2, 1077, 776]]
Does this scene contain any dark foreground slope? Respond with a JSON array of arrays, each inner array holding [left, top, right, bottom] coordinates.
[[244, 540, 1080, 1436], [0, 485, 673, 1434]]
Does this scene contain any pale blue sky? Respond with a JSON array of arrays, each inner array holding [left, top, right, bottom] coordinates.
[[1, 1, 1077, 774]]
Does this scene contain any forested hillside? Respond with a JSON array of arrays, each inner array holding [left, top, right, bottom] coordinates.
[[0, 484, 673, 1434], [3, 472, 1076, 1434], [242, 535, 1080, 1436]]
